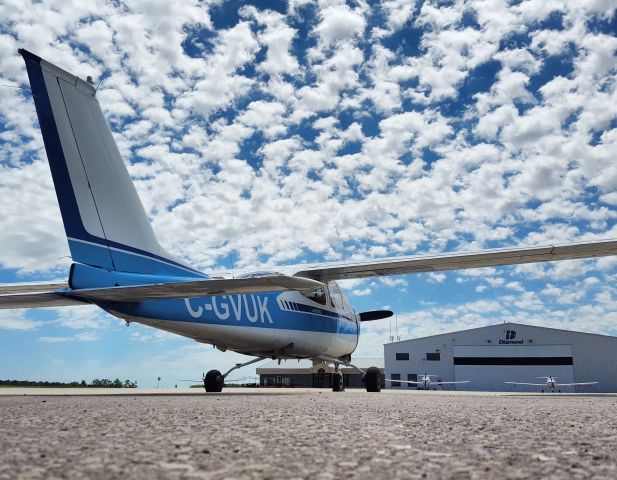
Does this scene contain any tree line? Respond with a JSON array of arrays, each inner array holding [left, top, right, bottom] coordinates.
[[0, 378, 137, 388]]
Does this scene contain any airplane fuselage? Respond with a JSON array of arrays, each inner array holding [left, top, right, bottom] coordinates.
[[105, 289, 360, 359], [546, 378, 557, 390]]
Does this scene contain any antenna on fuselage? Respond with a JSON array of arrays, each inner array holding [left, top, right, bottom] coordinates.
[[94, 67, 110, 94], [335, 225, 345, 260], [229, 250, 235, 279]]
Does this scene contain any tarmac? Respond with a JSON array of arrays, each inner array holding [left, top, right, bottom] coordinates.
[[1, 388, 616, 479]]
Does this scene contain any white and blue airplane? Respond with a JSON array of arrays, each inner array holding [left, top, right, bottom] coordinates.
[[387, 374, 470, 390], [2, 50, 617, 393], [505, 376, 598, 393]]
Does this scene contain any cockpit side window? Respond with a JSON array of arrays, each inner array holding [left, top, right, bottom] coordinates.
[[301, 287, 327, 305], [328, 282, 344, 309]]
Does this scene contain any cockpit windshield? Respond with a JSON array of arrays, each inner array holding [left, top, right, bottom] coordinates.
[[301, 287, 327, 305]]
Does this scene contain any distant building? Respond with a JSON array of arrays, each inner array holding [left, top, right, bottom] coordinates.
[[385, 322, 617, 392], [257, 358, 384, 389]]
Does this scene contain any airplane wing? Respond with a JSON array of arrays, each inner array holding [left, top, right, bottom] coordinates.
[[293, 240, 617, 281], [0, 275, 324, 309], [436, 381, 470, 385], [555, 382, 598, 386], [385, 379, 421, 385], [504, 382, 546, 386]]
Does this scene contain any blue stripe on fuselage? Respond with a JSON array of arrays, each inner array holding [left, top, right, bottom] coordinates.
[[108, 293, 359, 335]]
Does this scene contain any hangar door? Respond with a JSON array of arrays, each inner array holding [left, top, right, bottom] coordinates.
[[453, 345, 574, 392]]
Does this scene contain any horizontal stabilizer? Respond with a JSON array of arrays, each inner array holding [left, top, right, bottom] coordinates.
[[0, 276, 324, 309], [0, 293, 87, 309], [0, 281, 68, 294], [67, 275, 324, 303], [0, 282, 87, 309]]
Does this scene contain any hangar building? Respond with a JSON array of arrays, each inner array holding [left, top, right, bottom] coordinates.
[[257, 358, 384, 389], [385, 322, 617, 392]]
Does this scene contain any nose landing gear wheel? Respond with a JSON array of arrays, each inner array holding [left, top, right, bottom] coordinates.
[[204, 369, 224, 392], [364, 366, 381, 392]]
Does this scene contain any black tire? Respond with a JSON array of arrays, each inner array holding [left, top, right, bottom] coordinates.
[[204, 369, 224, 392], [332, 371, 344, 392], [365, 367, 381, 392]]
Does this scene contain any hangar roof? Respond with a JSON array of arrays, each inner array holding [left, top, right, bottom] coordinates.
[[386, 322, 617, 346]]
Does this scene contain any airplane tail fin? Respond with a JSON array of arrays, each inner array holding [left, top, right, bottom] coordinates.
[[19, 49, 202, 278]]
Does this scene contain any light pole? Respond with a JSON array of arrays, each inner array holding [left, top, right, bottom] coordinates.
[[157, 376, 161, 388]]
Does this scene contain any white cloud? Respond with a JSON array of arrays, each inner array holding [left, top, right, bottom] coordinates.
[[0, 311, 41, 331], [52, 306, 116, 330], [380, 277, 408, 287], [38, 332, 98, 343], [313, 4, 366, 50], [237, 100, 287, 138], [427, 272, 446, 283], [38, 336, 69, 343], [379, 0, 417, 34], [175, 21, 259, 119], [0, 0, 616, 378], [242, 6, 300, 76]]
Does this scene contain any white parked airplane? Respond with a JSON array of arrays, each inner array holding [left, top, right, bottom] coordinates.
[[387, 374, 470, 390], [505, 376, 598, 393], [2, 50, 617, 393]]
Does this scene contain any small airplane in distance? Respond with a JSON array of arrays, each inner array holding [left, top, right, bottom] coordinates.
[[386, 374, 470, 390], [2, 49, 617, 393], [505, 376, 598, 393]]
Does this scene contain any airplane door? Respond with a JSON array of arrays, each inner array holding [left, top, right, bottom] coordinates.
[[328, 282, 344, 310]]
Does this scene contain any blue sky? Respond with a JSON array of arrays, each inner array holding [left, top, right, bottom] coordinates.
[[0, 0, 616, 387]]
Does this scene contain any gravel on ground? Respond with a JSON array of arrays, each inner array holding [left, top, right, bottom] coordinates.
[[1, 389, 616, 480]]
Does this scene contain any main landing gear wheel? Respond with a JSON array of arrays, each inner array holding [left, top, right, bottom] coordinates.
[[364, 366, 381, 392], [204, 369, 224, 392], [332, 371, 344, 392]]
